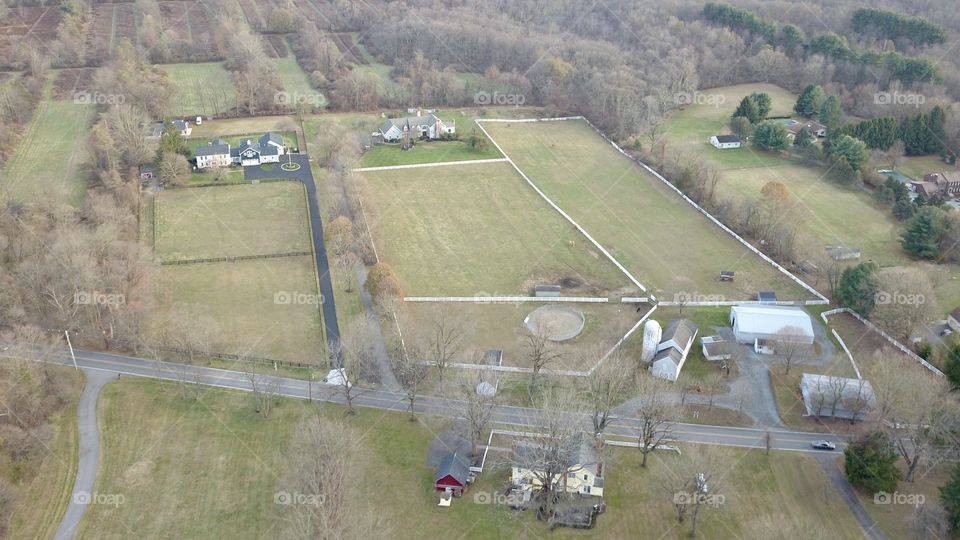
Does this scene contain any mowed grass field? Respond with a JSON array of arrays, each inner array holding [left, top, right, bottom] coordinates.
[[154, 182, 311, 262], [360, 161, 632, 296], [482, 120, 811, 300], [662, 83, 960, 312], [154, 257, 325, 363], [359, 139, 501, 167], [394, 302, 642, 371], [79, 379, 866, 539], [163, 62, 237, 118], [274, 55, 326, 108], [1, 99, 94, 205]]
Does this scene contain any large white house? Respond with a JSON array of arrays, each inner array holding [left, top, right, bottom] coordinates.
[[511, 436, 604, 499], [195, 138, 231, 169], [709, 134, 741, 149], [378, 112, 454, 142], [650, 319, 698, 382], [195, 132, 287, 169], [729, 305, 815, 348]]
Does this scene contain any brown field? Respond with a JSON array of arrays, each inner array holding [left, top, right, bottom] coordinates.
[[330, 32, 367, 65], [828, 311, 933, 376], [262, 34, 288, 58], [392, 302, 644, 371], [0, 6, 61, 66], [157, 1, 217, 60], [52, 68, 96, 100], [86, 3, 136, 61]]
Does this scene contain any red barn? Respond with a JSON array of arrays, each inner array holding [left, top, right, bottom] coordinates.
[[434, 452, 470, 496]]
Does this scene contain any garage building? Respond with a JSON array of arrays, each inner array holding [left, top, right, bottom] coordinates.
[[729, 305, 814, 346]]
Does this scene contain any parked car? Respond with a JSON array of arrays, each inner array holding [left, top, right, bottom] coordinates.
[[811, 440, 836, 451]]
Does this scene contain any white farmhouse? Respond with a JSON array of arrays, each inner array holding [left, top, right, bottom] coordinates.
[[709, 134, 741, 149], [511, 436, 604, 499], [378, 112, 455, 142], [195, 139, 231, 169], [729, 305, 814, 349]]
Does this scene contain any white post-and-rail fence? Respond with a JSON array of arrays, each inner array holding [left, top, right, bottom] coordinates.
[[821, 307, 943, 377], [428, 304, 657, 378], [830, 328, 862, 379], [403, 296, 609, 303], [477, 116, 828, 304], [475, 119, 648, 293]]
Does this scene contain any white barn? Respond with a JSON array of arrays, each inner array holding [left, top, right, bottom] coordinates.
[[709, 134, 741, 149], [729, 305, 814, 346], [650, 319, 698, 382], [378, 113, 454, 142]]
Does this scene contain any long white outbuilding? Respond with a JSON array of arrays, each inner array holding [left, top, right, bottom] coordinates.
[[729, 305, 815, 345]]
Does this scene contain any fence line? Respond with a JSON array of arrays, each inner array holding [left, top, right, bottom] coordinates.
[[155, 347, 319, 370], [476, 119, 647, 293], [161, 251, 312, 266], [831, 328, 862, 379], [586, 304, 657, 375], [822, 307, 943, 377], [403, 296, 609, 303], [656, 299, 829, 307], [620, 297, 650, 303], [481, 115, 828, 303], [353, 158, 508, 172]]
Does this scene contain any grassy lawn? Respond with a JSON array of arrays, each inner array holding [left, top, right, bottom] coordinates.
[[153, 256, 325, 364], [80, 378, 866, 539], [7, 366, 83, 540], [189, 116, 300, 140], [154, 182, 311, 262], [482, 119, 812, 300], [855, 461, 953, 540], [663, 83, 799, 170], [393, 301, 642, 371], [720, 162, 906, 266], [891, 154, 952, 180], [1, 99, 94, 206], [360, 139, 501, 167], [162, 62, 237, 118], [360, 161, 632, 296], [274, 55, 326, 108]]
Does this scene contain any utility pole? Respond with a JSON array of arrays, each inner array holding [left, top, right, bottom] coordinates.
[[65, 330, 78, 371]]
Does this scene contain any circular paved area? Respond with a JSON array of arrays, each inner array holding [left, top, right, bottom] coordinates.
[[524, 305, 585, 341]]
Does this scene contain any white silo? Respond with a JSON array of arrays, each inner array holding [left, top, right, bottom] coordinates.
[[641, 320, 662, 362]]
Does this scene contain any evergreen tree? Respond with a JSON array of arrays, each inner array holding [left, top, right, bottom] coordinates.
[[793, 84, 824, 117], [827, 134, 869, 170], [749, 92, 771, 120], [836, 262, 879, 316], [751, 121, 789, 150], [793, 127, 813, 148], [945, 345, 960, 391], [818, 95, 843, 129], [941, 464, 960, 533], [901, 206, 948, 259], [732, 95, 760, 124], [844, 431, 902, 495], [892, 197, 915, 220]]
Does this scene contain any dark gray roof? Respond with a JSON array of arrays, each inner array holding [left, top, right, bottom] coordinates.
[[380, 114, 443, 134], [259, 132, 284, 147], [660, 319, 698, 350], [172, 119, 188, 131], [512, 434, 601, 477], [951, 307, 960, 322], [260, 144, 279, 156], [195, 140, 230, 156], [714, 134, 740, 143], [434, 452, 470, 484]]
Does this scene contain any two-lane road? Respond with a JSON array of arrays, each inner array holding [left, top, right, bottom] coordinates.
[[39, 348, 850, 454]]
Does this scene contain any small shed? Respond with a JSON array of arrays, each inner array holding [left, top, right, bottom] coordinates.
[[701, 336, 732, 361], [720, 271, 735, 282], [434, 452, 471, 496], [826, 245, 861, 261], [757, 291, 777, 303], [535, 284, 562, 298]]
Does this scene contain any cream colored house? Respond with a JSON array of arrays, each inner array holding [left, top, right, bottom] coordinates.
[[511, 437, 604, 498]]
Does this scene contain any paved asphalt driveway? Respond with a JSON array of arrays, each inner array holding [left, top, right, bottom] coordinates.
[[55, 368, 113, 540], [244, 155, 342, 365]]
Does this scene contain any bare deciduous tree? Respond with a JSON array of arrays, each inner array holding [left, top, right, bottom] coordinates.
[[583, 344, 632, 439], [635, 373, 679, 468], [455, 367, 497, 459], [657, 445, 730, 538], [421, 307, 466, 395], [525, 323, 564, 396], [389, 344, 428, 421], [774, 325, 811, 375], [335, 316, 376, 415]]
